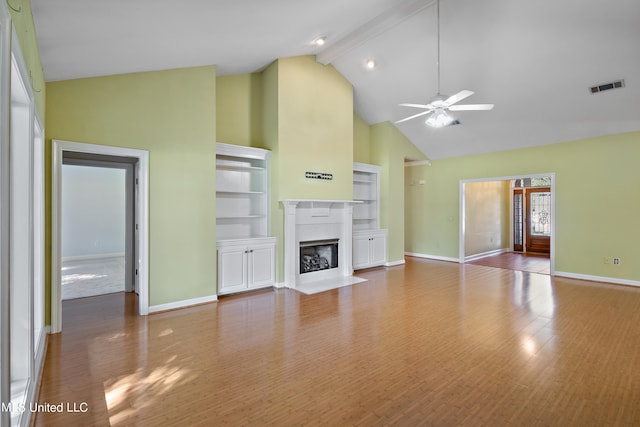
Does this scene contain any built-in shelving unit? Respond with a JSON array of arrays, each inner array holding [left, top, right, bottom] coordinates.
[[216, 143, 270, 241], [352, 162, 387, 269], [216, 143, 275, 294], [353, 163, 381, 231]]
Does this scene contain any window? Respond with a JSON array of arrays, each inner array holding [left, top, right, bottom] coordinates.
[[514, 177, 552, 188]]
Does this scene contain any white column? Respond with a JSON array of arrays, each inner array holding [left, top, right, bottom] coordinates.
[[281, 201, 299, 288], [341, 204, 354, 276]]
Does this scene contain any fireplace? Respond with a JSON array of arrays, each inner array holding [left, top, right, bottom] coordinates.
[[300, 239, 339, 274], [281, 199, 366, 290]]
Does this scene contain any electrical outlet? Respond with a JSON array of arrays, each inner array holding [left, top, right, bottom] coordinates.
[[613, 257, 621, 265]]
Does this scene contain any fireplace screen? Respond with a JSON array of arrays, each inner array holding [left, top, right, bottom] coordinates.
[[300, 239, 339, 274]]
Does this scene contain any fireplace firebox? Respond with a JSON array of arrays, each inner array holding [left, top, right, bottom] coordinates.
[[300, 239, 339, 274]]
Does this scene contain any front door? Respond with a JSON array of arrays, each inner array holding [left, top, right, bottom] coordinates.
[[525, 187, 551, 253]]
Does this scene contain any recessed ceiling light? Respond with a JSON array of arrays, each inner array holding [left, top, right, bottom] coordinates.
[[365, 59, 376, 70], [314, 37, 326, 46]]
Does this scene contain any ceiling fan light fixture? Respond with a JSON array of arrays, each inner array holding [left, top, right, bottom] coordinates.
[[425, 108, 454, 128]]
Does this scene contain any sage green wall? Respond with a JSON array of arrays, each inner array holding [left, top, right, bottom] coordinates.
[[45, 66, 217, 313], [216, 73, 263, 147], [276, 56, 353, 200], [405, 131, 640, 282], [371, 122, 428, 264], [353, 113, 370, 163], [9, 0, 45, 119], [464, 181, 510, 257]]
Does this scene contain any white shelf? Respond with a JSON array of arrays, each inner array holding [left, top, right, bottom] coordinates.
[[217, 215, 266, 219], [353, 162, 380, 231], [216, 190, 266, 195], [216, 142, 271, 241], [216, 164, 265, 172], [353, 177, 374, 183]]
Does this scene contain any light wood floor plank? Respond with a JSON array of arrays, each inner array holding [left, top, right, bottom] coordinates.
[[35, 257, 640, 426]]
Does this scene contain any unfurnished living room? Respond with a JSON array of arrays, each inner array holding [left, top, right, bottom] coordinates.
[[2, 0, 640, 426]]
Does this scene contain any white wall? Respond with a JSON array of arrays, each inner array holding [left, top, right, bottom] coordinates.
[[464, 180, 510, 257], [61, 165, 126, 258]]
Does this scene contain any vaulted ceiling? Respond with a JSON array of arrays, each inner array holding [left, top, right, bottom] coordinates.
[[31, 0, 640, 159]]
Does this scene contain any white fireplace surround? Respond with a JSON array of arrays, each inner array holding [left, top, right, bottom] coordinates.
[[281, 199, 364, 290]]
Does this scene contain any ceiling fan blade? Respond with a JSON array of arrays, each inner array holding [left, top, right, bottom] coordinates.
[[449, 104, 494, 111], [399, 103, 433, 109], [443, 90, 474, 106], [395, 110, 431, 124]]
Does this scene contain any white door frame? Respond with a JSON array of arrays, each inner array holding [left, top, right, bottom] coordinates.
[[52, 139, 149, 333], [459, 173, 555, 275]]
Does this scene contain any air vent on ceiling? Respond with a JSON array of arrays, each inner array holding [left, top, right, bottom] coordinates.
[[590, 79, 625, 94]]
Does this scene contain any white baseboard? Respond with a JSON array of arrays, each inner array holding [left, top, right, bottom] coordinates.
[[274, 282, 286, 289], [62, 252, 125, 262], [405, 252, 460, 263], [554, 271, 640, 288], [464, 248, 509, 262], [385, 259, 406, 267], [149, 294, 218, 313]]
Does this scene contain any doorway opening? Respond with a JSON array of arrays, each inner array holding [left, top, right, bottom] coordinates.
[[460, 174, 554, 275], [52, 140, 149, 333], [61, 153, 136, 300]]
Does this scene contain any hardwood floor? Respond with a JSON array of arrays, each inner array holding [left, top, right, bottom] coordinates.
[[468, 252, 550, 275], [35, 257, 640, 426]]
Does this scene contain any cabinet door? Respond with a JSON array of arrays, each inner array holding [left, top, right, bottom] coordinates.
[[218, 245, 248, 294], [370, 234, 387, 266], [352, 235, 371, 269], [247, 243, 275, 289]]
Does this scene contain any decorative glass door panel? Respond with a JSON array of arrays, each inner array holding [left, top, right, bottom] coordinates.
[[526, 187, 551, 253], [530, 191, 551, 235], [513, 189, 523, 251]]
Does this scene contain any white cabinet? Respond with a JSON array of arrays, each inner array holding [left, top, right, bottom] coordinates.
[[353, 162, 387, 270], [353, 230, 387, 269], [216, 143, 276, 294], [217, 238, 276, 295]]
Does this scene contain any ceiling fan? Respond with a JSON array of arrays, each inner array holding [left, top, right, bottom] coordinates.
[[396, 0, 494, 128]]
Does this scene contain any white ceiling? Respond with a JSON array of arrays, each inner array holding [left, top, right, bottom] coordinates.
[[31, 0, 640, 160]]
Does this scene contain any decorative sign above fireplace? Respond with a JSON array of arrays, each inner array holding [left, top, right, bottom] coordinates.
[[300, 239, 339, 274], [305, 171, 333, 180]]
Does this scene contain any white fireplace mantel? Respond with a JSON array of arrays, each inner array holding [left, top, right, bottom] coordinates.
[[280, 199, 363, 290]]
